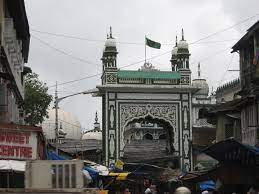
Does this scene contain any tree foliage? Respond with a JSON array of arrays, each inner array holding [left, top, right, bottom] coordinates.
[[24, 72, 52, 126]]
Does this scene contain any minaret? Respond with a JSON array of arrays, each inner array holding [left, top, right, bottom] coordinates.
[[101, 26, 118, 84], [198, 62, 201, 78], [177, 29, 191, 85], [177, 28, 190, 70], [170, 35, 178, 71], [181, 28, 184, 41], [94, 111, 101, 131]]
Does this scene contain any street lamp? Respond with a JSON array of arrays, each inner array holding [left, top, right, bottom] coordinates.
[[54, 88, 98, 153]]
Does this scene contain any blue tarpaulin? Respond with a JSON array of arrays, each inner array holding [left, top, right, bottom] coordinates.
[[46, 151, 67, 160], [84, 166, 98, 179], [199, 180, 215, 191]]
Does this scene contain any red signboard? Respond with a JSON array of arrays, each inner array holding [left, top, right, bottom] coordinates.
[[0, 131, 37, 159]]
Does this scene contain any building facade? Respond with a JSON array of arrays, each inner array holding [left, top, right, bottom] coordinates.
[[232, 20, 259, 146], [97, 28, 216, 171], [215, 78, 241, 103], [213, 79, 242, 142], [0, 0, 30, 124]]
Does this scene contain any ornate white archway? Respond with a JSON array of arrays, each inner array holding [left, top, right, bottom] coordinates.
[[101, 91, 193, 171], [119, 103, 179, 154]]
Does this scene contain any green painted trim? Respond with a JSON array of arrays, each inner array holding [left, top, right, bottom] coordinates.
[[118, 70, 181, 80]]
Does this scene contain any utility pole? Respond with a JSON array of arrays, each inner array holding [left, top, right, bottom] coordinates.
[[53, 87, 98, 155], [55, 81, 59, 153]]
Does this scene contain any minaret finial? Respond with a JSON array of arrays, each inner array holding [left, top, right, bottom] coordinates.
[[175, 35, 178, 46], [95, 111, 98, 123], [198, 62, 201, 78], [182, 28, 184, 40], [109, 26, 113, 38]]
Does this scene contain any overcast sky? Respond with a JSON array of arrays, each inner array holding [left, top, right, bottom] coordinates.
[[24, 0, 259, 130]]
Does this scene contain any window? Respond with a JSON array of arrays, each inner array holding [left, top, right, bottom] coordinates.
[[198, 108, 208, 119], [52, 163, 76, 189], [71, 164, 76, 188], [51, 165, 57, 188], [58, 165, 63, 188], [64, 164, 70, 188], [225, 124, 234, 138]]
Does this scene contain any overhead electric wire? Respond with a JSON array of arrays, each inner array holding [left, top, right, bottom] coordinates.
[[39, 14, 259, 88], [217, 54, 235, 88], [47, 46, 230, 88], [48, 45, 232, 88], [31, 29, 239, 46], [31, 13, 258, 46], [32, 34, 99, 66], [48, 50, 171, 88], [31, 29, 143, 45], [189, 13, 259, 45]]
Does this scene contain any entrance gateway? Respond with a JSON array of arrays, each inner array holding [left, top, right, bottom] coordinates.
[[96, 29, 198, 171]]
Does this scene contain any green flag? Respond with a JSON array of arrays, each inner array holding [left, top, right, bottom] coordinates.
[[145, 37, 161, 49]]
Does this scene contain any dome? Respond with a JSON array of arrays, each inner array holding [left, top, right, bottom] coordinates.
[[105, 37, 116, 47], [82, 131, 102, 140], [192, 79, 209, 95], [177, 40, 188, 49], [42, 109, 82, 140]]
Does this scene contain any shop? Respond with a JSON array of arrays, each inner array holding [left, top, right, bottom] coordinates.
[[203, 138, 259, 193], [180, 138, 259, 193], [0, 123, 46, 188]]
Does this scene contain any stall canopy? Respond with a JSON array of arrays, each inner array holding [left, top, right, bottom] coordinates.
[[203, 138, 259, 166], [108, 172, 130, 181], [46, 151, 67, 160], [0, 160, 26, 172]]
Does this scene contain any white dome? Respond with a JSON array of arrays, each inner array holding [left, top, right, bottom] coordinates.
[[42, 109, 82, 140], [171, 46, 178, 55], [177, 40, 188, 49], [192, 79, 209, 95], [105, 38, 116, 47], [82, 131, 102, 140]]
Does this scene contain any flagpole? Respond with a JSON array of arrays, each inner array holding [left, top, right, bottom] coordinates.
[[145, 35, 146, 64]]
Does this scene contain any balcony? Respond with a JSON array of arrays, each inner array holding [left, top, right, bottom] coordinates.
[[2, 18, 24, 99]]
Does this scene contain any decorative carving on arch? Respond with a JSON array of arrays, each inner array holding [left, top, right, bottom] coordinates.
[[119, 103, 178, 152]]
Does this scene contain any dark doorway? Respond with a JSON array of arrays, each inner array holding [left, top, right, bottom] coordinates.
[[143, 133, 153, 140], [122, 116, 178, 168]]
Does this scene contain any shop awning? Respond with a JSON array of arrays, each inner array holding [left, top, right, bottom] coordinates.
[[204, 138, 259, 166], [0, 160, 25, 172]]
